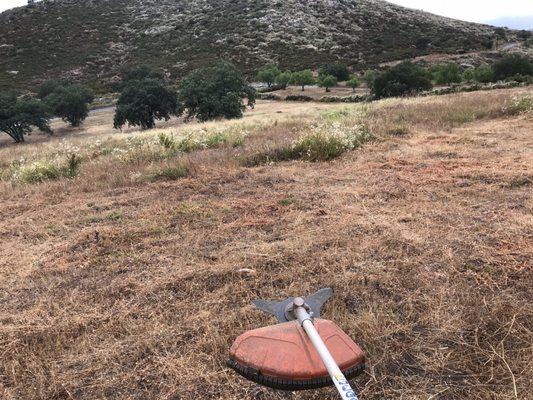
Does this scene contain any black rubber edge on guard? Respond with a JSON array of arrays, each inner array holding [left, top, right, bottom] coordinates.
[[227, 358, 365, 391]]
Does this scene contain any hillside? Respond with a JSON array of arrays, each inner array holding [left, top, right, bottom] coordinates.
[[0, 0, 503, 91]]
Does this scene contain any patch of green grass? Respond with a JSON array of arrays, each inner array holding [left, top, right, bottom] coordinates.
[[85, 211, 123, 224], [442, 110, 477, 125], [238, 146, 296, 167], [176, 130, 246, 153], [279, 195, 297, 206], [240, 123, 374, 166], [441, 107, 493, 125], [321, 108, 351, 121], [504, 95, 533, 115], [291, 131, 347, 161], [158, 132, 177, 150], [14, 154, 82, 184], [146, 165, 189, 182]]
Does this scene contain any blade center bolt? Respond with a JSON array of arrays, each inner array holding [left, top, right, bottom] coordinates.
[[293, 297, 305, 308]]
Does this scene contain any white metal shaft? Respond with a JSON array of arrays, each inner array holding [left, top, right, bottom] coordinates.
[[295, 305, 359, 400]]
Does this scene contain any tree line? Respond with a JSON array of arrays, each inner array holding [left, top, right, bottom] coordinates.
[[1, 54, 531, 143], [1, 61, 255, 143], [256, 54, 533, 98], [256, 64, 361, 92]]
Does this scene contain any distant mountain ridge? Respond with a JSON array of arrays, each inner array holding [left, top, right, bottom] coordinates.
[[0, 0, 509, 91], [487, 16, 533, 30]]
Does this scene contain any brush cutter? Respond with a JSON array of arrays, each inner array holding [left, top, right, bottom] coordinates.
[[228, 288, 365, 399]]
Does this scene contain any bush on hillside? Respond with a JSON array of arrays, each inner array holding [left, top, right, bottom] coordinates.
[[290, 70, 315, 91], [362, 70, 376, 88], [319, 63, 350, 81], [114, 78, 181, 130], [317, 74, 337, 92], [492, 54, 533, 81], [431, 63, 462, 85], [256, 64, 281, 88], [517, 30, 532, 40], [44, 84, 94, 127], [37, 79, 71, 100], [319, 94, 370, 103], [463, 66, 495, 83], [372, 62, 432, 98], [0, 92, 52, 143], [178, 61, 256, 122], [285, 94, 313, 102], [122, 65, 165, 85], [109, 65, 166, 92], [257, 93, 282, 100], [346, 76, 360, 91], [275, 71, 292, 89], [257, 85, 285, 93]]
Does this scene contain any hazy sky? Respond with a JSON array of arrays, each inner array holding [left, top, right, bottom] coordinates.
[[389, 0, 533, 23], [0, 0, 532, 24]]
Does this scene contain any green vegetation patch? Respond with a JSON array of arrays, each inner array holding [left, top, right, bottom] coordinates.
[[241, 121, 374, 166]]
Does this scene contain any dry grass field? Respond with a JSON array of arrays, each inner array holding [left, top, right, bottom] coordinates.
[[0, 88, 532, 400]]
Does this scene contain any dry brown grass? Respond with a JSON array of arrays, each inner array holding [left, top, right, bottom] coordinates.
[[0, 88, 532, 400]]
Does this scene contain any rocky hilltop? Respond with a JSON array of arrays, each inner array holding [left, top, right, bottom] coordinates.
[[0, 0, 504, 90]]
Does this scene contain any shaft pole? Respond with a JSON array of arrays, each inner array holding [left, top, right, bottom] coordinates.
[[293, 299, 359, 400]]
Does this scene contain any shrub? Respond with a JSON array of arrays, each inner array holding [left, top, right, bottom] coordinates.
[[257, 93, 282, 100], [44, 84, 94, 127], [257, 85, 284, 93], [118, 65, 166, 88], [256, 64, 281, 88], [37, 79, 70, 100], [346, 76, 360, 91], [431, 63, 462, 85], [290, 70, 315, 91], [116, 136, 170, 164], [493, 54, 532, 81], [16, 160, 62, 183], [241, 122, 373, 165], [292, 131, 346, 161], [504, 74, 532, 84], [362, 70, 377, 88], [146, 165, 189, 182], [319, 63, 350, 81], [461, 68, 476, 82], [476, 66, 496, 83], [178, 61, 255, 122], [317, 74, 337, 92], [319, 95, 370, 103], [372, 62, 432, 98], [517, 30, 532, 40], [114, 77, 181, 130], [275, 71, 292, 89], [415, 37, 430, 50], [158, 132, 177, 150], [494, 27, 507, 39], [14, 153, 82, 183], [504, 95, 533, 115], [285, 94, 313, 102], [0, 92, 52, 143], [175, 130, 243, 153]]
